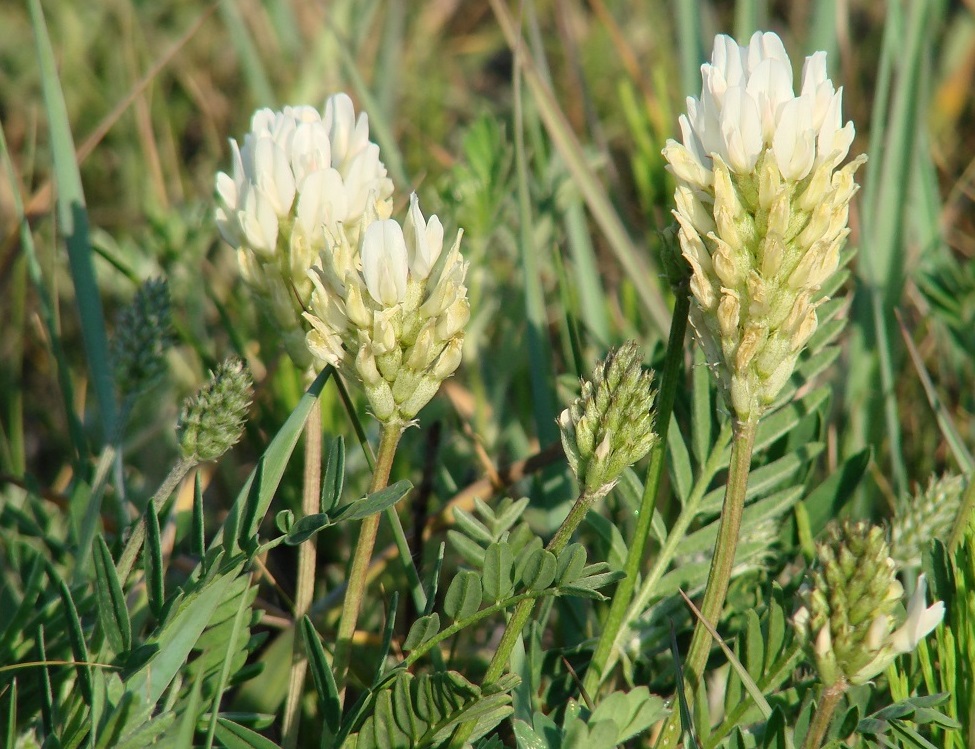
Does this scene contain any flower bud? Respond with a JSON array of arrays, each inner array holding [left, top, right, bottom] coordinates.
[[111, 278, 174, 403], [177, 358, 253, 464], [793, 521, 944, 687], [558, 342, 658, 498]]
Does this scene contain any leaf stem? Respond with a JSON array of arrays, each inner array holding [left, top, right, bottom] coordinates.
[[801, 680, 847, 749], [448, 489, 597, 749], [583, 286, 689, 696], [115, 456, 195, 584], [282, 401, 322, 749], [332, 422, 402, 705], [655, 416, 757, 749]]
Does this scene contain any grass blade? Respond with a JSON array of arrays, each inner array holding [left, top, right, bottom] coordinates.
[[29, 0, 117, 445]]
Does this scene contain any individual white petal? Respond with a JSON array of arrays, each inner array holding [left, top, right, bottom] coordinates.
[[720, 87, 763, 173], [746, 58, 795, 140], [291, 121, 331, 185], [800, 51, 829, 95], [404, 193, 444, 280], [215, 171, 238, 211], [889, 574, 946, 654], [296, 167, 347, 238], [747, 31, 792, 77], [710, 34, 747, 87], [361, 220, 409, 306], [773, 97, 816, 180], [238, 186, 278, 254], [253, 137, 296, 216], [324, 93, 358, 167]]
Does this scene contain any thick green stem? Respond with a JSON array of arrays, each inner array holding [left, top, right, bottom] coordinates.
[[332, 423, 402, 705], [802, 680, 847, 749], [656, 417, 757, 749], [583, 287, 689, 696], [115, 456, 195, 584], [282, 403, 322, 749]]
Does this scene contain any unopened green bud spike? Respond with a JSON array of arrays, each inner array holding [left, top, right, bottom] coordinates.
[[111, 278, 174, 402], [558, 342, 658, 498], [177, 357, 253, 463]]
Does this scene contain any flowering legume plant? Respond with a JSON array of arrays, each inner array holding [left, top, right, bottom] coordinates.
[[2, 4, 973, 749]]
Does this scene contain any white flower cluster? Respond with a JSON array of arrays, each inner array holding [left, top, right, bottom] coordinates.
[[671, 32, 854, 184], [664, 32, 865, 422], [215, 93, 469, 426], [305, 193, 469, 427], [216, 94, 394, 367]]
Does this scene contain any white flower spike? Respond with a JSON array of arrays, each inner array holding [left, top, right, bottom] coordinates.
[[664, 31, 865, 422], [215, 94, 394, 368], [305, 194, 469, 429]]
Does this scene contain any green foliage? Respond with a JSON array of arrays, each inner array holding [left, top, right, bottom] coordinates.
[[513, 687, 668, 749], [355, 671, 519, 749]]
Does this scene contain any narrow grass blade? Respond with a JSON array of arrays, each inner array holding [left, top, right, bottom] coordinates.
[[217, 367, 331, 554], [29, 0, 117, 444], [896, 311, 974, 472], [0, 118, 87, 464], [219, 0, 274, 106], [488, 0, 670, 335]]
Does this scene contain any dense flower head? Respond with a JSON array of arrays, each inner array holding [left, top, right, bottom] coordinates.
[[304, 193, 469, 428], [215, 94, 394, 367], [793, 521, 944, 686], [663, 31, 865, 422]]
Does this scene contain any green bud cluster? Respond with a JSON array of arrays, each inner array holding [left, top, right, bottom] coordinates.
[[111, 278, 174, 401], [558, 342, 658, 498], [177, 357, 253, 463], [794, 521, 903, 686], [891, 473, 966, 569]]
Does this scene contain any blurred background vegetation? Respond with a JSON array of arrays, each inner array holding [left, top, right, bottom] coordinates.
[[2, 0, 975, 730]]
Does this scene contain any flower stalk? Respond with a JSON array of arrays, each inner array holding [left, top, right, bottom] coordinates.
[[331, 423, 403, 703], [281, 402, 322, 749]]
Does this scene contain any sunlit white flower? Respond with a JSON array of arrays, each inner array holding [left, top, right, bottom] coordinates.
[[215, 93, 394, 367], [663, 32, 865, 422], [305, 194, 469, 428], [672, 31, 854, 183], [889, 574, 945, 654]]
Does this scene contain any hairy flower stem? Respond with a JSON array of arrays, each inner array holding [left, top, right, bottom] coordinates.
[[282, 404, 323, 749], [656, 417, 757, 749], [802, 680, 847, 749], [583, 289, 689, 696], [332, 423, 402, 705], [449, 490, 598, 749], [115, 456, 196, 584]]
